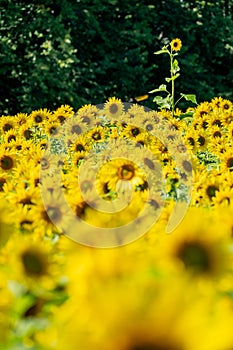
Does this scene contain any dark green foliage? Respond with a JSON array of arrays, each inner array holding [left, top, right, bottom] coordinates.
[[0, 0, 232, 115]]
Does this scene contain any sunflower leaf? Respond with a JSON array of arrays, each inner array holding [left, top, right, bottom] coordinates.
[[180, 94, 197, 104]]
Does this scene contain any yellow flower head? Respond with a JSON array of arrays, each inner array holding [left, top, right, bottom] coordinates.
[[170, 38, 182, 51]]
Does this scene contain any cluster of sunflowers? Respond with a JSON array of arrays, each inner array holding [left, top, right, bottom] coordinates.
[[1, 96, 233, 350]]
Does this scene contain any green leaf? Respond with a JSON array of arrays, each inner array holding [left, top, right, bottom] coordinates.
[[149, 84, 167, 93], [180, 94, 197, 104], [153, 49, 168, 55], [153, 95, 171, 110], [172, 59, 180, 74]]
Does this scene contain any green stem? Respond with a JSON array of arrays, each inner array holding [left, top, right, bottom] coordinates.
[[170, 53, 175, 118], [174, 95, 184, 108]]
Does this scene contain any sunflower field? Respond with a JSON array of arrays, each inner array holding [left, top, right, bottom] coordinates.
[[1, 91, 233, 350]]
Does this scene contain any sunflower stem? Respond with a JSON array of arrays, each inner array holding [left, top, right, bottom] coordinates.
[[170, 52, 175, 118]]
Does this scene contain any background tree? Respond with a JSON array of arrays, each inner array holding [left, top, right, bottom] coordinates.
[[0, 0, 232, 115]]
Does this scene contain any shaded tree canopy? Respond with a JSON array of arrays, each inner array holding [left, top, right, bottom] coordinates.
[[0, 0, 232, 115]]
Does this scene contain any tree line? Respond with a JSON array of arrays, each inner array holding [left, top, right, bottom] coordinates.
[[0, 0, 232, 115]]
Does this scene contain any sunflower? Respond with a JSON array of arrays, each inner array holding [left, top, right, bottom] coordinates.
[[30, 108, 51, 125], [193, 170, 223, 206], [122, 124, 142, 139], [52, 105, 73, 124], [170, 38, 182, 51], [77, 104, 99, 125], [69, 134, 91, 153], [124, 104, 146, 122], [63, 115, 88, 137], [182, 129, 199, 152], [0, 173, 7, 192], [87, 126, 106, 143], [0, 116, 17, 134], [208, 125, 223, 139], [15, 112, 30, 126], [209, 110, 223, 128], [157, 207, 230, 278], [0, 151, 15, 171], [211, 96, 224, 109], [223, 112, 233, 125], [72, 150, 87, 167], [3, 130, 18, 144], [44, 120, 61, 136], [7, 184, 40, 208], [134, 133, 150, 148], [226, 121, 233, 139], [211, 187, 233, 207], [55, 104, 74, 115], [195, 130, 209, 151], [219, 98, 233, 112], [193, 101, 210, 119], [19, 124, 34, 140], [207, 135, 227, 155], [103, 97, 124, 120], [30, 191, 72, 236], [219, 151, 233, 172]]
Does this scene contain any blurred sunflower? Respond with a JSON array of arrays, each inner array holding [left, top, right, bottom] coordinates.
[[156, 207, 231, 278]]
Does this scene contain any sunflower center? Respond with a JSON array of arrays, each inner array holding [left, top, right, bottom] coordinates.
[[177, 241, 211, 273], [226, 157, 233, 169], [202, 121, 208, 129], [76, 144, 85, 152], [49, 126, 58, 135], [200, 111, 207, 117], [19, 196, 34, 206], [150, 199, 160, 210], [213, 131, 221, 138], [0, 177, 6, 191], [109, 103, 119, 114], [198, 136, 206, 146], [80, 180, 93, 193], [21, 250, 47, 276], [58, 115, 66, 123], [187, 137, 195, 146], [41, 158, 50, 170], [8, 135, 16, 142], [131, 127, 140, 137], [82, 116, 91, 125], [102, 182, 111, 194], [118, 164, 135, 180], [46, 206, 62, 223], [182, 160, 192, 172], [23, 129, 33, 139], [212, 119, 222, 127], [206, 185, 219, 199], [177, 144, 187, 153], [92, 131, 101, 140], [3, 123, 13, 132], [144, 157, 155, 170], [35, 115, 43, 123], [75, 201, 89, 218], [71, 125, 82, 134], [146, 124, 153, 131], [0, 155, 14, 170]]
